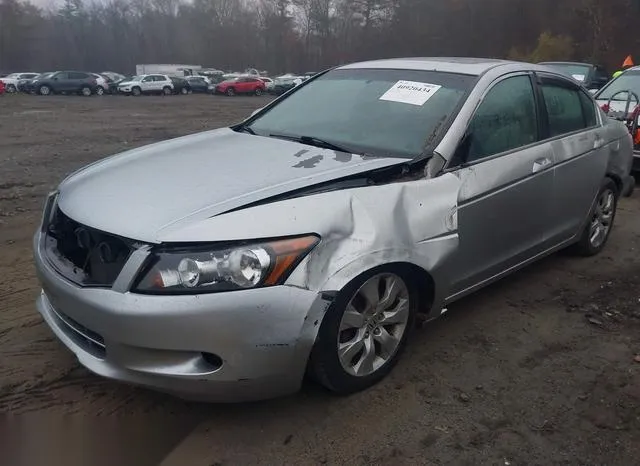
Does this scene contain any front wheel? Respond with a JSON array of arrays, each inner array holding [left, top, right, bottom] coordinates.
[[6, 84, 16, 93], [131, 86, 142, 96], [180, 87, 188, 95], [571, 177, 618, 256], [255, 87, 263, 96], [38, 85, 51, 96], [309, 268, 417, 395], [95, 86, 105, 96], [226, 87, 235, 96]]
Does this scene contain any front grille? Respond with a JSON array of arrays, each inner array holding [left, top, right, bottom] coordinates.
[[44, 207, 132, 287]]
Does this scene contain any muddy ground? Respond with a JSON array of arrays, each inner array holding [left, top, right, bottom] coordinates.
[[1, 94, 639, 466]]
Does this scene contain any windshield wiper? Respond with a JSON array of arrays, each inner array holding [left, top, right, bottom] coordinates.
[[269, 133, 354, 154], [235, 125, 256, 135]]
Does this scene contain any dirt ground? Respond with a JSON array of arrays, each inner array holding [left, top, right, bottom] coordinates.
[[1, 94, 639, 466]]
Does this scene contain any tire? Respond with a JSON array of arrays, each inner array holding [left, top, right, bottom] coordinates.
[[38, 85, 52, 96], [226, 87, 235, 96], [6, 84, 16, 93], [162, 86, 172, 96], [132, 86, 142, 96], [180, 87, 188, 95], [571, 177, 618, 256], [255, 87, 263, 96], [95, 86, 105, 96], [308, 266, 418, 395], [80, 86, 92, 96]]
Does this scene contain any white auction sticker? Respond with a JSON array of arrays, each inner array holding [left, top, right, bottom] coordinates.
[[572, 74, 586, 82], [379, 80, 442, 106]]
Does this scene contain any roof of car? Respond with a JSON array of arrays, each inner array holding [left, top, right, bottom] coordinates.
[[337, 57, 513, 76], [538, 61, 594, 66]]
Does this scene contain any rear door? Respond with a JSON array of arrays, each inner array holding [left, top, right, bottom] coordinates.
[[69, 72, 90, 91], [448, 73, 556, 297], [536, 73, 607, 243]]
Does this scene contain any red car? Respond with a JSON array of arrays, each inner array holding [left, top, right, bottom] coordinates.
[[215, 77, 266, 96], [0, 80, 5, 95]]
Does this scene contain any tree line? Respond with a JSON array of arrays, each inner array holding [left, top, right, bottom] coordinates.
[[1, 0, 640, 76]]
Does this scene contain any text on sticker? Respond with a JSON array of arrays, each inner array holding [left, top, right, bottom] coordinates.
[[379, 80, 442, 106]]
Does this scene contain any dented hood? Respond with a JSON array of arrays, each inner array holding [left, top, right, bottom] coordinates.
[[57, 128, 410, 243]]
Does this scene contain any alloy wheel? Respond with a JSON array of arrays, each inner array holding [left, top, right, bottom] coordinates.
[[337, 273, 410, 377], [589, 188, 615, 248]]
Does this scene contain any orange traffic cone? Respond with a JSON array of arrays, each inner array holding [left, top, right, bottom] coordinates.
[[623, 55, 634, 68]]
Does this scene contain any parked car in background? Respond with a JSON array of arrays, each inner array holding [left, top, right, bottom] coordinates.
[[594, 66, 640, 171], [170, 76, 191, 95], [1, 72, 39, 93], [19, 72, 51, 93], [538, 62, 610, 91], [185, 75, 211, 93], [215, 77, 266, 96], [0, 80, 5, 95], [90, 73, 109, 95], [270, 75, 304, 95], [118, 75, 174, 96], [32, 58, 633, 402], [29, 71, 98, 96], [260, 77, 275, 91], [101, 71, 126, 83]]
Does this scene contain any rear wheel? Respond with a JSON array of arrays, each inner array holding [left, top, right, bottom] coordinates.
[[162, 86, 172, 96], [309, 267, 417, 395], [80, 86, 92, 96], [95, 86, 105, 96], [255, 87, 263, 96], [571, 177, 618, 256], [180, 87, 188, 95], [6, 84, 16, 93]]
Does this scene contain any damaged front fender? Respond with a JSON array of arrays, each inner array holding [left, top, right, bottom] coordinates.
[[160, 172, 462, 319]]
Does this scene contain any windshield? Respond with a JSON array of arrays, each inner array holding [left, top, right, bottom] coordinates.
[[248, 68, 474, 158], [129, 76, 143, 82], [6, 73, 20, 79], [595, 71, 640, 101], [542, 63, 591, 82], [38, 72, 54, 79]]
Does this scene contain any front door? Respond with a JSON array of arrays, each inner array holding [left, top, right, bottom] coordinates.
[[447, 73, 555, 298]]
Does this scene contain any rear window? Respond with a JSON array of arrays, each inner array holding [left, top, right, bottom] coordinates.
[[541, 63, 592, 82], [248, 68, 475, 158]]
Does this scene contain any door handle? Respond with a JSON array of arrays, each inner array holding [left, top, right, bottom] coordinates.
[[532, 157, 552, 173], [594, 137, 605, 149]]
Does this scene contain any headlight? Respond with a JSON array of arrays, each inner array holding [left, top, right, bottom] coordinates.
[[133, 235, 319, 294]]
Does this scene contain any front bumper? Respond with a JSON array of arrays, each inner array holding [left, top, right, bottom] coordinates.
[[33, 229, 329, 402]]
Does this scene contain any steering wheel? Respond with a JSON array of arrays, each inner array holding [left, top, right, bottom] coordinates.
[[606, 90, 640, 120]]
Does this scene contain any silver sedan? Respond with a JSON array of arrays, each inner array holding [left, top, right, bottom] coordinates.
[[34, 58, 634, 401]]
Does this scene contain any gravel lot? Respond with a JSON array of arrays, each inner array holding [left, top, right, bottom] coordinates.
[[1, 94, 639, 465]]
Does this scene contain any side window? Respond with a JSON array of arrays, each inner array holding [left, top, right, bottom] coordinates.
[[541, 83, 586, 136], [466, 75, 538, 162], [55, 72, 69, 80], [69, 72, 87, 79], [578, 91, 597, 127], [142, 76, 153, 82]]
